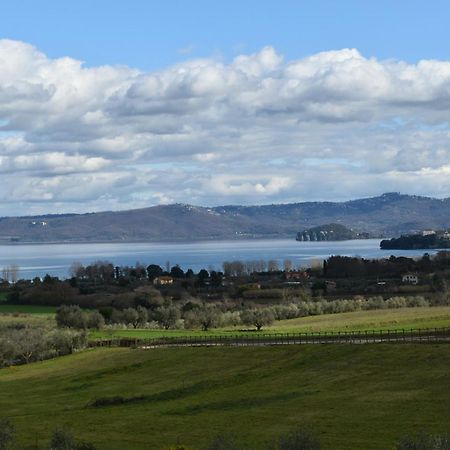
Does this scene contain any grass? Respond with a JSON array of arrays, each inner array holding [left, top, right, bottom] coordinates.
[[91, 306, 450, 340], [274, 306, 450, 332], [0, 304, 56, 315], [1, 345, 450, 449]]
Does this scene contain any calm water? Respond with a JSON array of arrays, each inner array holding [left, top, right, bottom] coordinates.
[[0, 239, 438, 280]]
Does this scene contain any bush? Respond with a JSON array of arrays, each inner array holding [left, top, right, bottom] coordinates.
[[207, 434, 242, 450], [56, 305, 104, 330], [47, 427, 96, 450], [0, 417, 14, 450], [396, 432, 450, 450], [275, 429, 321, 450], [386, 296, 407, 309]]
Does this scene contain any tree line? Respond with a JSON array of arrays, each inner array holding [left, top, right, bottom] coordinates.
[[54, 294, 435, 333], [0, 325, 86, 368]]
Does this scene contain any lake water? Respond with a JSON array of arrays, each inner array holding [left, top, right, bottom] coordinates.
[[0, 239, 438, 280]]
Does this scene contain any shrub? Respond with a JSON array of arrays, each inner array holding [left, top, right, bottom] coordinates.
[[47, 427, 96, 450], [275, 429, 321, 450], [396, 432, 450, 450], [207, 434, 242, 450], [0, 417, 14, 450]]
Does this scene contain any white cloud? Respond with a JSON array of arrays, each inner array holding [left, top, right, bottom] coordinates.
[[0, 39, 450, 215]]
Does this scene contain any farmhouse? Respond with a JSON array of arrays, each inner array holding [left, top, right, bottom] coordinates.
[[402, 273, 419, 285], [285, 271, 309, 281], [153, 276, 174, 286]]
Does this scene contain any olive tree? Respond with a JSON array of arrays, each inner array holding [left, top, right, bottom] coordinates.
[[240, 308, 275, 331]]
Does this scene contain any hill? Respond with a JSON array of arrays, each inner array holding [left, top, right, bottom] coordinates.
[[381, 233, 450, 250], [296, 223, 370, 241], [0, 192, 449, 242], [1, 345, 450, 449]]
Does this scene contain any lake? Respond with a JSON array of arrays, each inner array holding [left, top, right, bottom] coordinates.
[[0, 239, 438, 280]]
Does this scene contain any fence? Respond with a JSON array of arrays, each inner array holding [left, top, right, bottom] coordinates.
[[89, 327, 450, 349]]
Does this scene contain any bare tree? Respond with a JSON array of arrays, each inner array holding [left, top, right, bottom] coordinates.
[[1, 265, 19, 283], [283, 259, 293, 272]]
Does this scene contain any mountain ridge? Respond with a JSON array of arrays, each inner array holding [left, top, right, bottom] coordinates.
[[0, 192, 449, 243]]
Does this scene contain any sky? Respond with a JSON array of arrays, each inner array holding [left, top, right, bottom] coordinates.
[[1, 0, 450, 215]]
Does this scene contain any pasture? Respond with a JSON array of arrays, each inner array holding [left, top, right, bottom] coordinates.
[[1, 344, 449, 449], [91, 306, 450, 340]]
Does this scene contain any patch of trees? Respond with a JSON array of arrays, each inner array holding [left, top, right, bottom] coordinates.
[[381, 234, 450, 250], [56, 305, 104, 329], [53, 294, 437, 334], [0, 326, 87, 367], [322, 253, 450, 279]]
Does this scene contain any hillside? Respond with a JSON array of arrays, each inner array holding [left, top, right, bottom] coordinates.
[[296, 223, 370, 241], [381, 233, 450, 250], [0, 192, 449, 242], [1, 345, 450, 450]]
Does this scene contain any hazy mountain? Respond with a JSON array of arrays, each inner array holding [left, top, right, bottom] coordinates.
[[0, 193, 449, 243]]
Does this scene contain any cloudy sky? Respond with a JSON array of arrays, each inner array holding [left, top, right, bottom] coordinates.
[[1, 0, 450, 216]]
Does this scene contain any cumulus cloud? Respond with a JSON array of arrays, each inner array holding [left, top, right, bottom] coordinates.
[[0, 39, 450, 215]]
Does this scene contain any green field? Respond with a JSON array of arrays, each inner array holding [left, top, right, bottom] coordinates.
[[1, 344, 449, 449], [274, 306, 450, 332], [91, 306, 450, 340], [0, 304, 56, 315]]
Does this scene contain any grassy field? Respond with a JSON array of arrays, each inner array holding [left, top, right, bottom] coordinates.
[[90, 306, 450, 340], [0, 304, 56, 315], [1, 344, 449, 449], [274, 306, 450, 332]]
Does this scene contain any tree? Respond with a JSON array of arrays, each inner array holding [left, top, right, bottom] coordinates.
[[185, 269, 194, 278], [1, 265, 19, 284], [283, 259, 293, 272], [11, 328, 46, 364], [155, 303, 181, 329], [56, 305, 103, 330], [170, 265, 185, 278], [197, 269, 209, 284], [240, 309, 274, 331], [210, 270, 223, 287], [184, 305, 220, 331], [86, 311, 105, 330], [146, 264, 163, 281], [136, 306, 149, 327], [121, 308, 140, 328]]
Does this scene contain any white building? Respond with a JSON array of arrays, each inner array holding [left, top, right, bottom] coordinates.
[[402, 273, 419, 285]]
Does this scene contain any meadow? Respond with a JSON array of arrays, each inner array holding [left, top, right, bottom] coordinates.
[[1, 344, 449, 449], [89, 306, 450, 340]]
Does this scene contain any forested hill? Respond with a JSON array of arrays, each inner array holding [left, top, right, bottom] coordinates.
[[0, 192, 449, 243], [296, 223, 370, 241]]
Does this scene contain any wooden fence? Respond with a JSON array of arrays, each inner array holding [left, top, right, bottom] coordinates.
[[89, 327, 450, 349]]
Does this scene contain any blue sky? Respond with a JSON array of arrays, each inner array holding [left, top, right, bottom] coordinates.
[[4, 0, 450, 69], [1, 1, 450, 215]]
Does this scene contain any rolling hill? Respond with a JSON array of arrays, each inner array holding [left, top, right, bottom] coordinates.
[[0, 192, 449, 243]]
